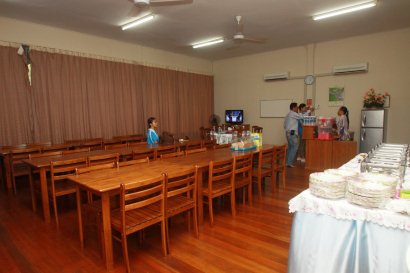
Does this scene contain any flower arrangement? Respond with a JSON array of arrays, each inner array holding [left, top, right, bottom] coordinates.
[[363, 88, 389, 108]]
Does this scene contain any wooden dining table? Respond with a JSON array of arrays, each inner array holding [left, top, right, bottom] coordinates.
[[22, 144, 178, 223], [67, 145, 273, 270]]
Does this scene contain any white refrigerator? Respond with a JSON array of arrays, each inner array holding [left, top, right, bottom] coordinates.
[[359, 109, 388, 153]]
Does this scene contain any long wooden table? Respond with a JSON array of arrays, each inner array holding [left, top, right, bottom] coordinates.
[[68, 145, 273, 270], [22, 144, 177, 223]]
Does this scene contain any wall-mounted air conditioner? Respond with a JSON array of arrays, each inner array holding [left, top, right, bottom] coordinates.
[[332, 63, 368, 75], [263, 72, 290, 81]]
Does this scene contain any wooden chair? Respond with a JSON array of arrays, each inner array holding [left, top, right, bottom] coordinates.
[[126, 136, 145, 144], [203, 140, 216, 150], [128, 141, 148, 147], [64, 139, 83, 145], [132, 149, 156, 161], [156, 146, 177, 159], [75, 162, 118, 252], [103, 139, 123, 145], [81, 138, 103, 151], [29, 151, 62, 159], [42, 144, 69, 153], [76, 162, 117, 175], [234, 153, 253, 204], [88, 153, 119, 167], [63, 147, 90, 155], [27, 151, 64, 212], [118, 158, 149, 167], [10, 147, 41, 194], [214, 143, 231, 149], [185, 148, 207, 156], [160, 151, 185, 159], [185, 140, 203, 151], [111, 174, 167, 273], [28, 142, 52, 147], [272, 145, 287, 190], [104, 143, 128, 150], [252, 147, 274, 198], [202, 158, 236, 226], [165, 167, 198, 252], [50, 157, 87, 232]]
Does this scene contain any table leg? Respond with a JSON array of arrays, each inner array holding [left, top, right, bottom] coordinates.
[[39, 168, 51, 223], [197, 167, 203, 225], [4, 154, 12, 192], [101, 193, 114, 270]]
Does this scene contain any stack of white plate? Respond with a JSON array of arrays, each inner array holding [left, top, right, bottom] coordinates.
[[325, 168, 358, 178], [360, 173, 399, 197], [309, 172, 346, 199], [346, 179, 391, 208]]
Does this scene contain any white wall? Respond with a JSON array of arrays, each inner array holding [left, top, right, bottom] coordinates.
[[214, 28, 410, 145], [0, 17, 213, 75]]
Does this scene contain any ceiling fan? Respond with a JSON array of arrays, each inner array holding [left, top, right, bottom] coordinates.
[[129, 0, 193, 16], [230, 15, 266, 44]]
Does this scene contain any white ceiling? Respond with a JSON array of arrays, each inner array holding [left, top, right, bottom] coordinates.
[[1, 0, 410, 60]]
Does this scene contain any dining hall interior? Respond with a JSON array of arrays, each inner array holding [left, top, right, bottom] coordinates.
[[1, 0, 410, 272]]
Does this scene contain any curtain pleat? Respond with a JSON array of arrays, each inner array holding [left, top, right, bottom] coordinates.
[[0, 46, 213, 145]]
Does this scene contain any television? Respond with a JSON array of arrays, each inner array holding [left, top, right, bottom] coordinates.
[[225, 110, 244, 124]]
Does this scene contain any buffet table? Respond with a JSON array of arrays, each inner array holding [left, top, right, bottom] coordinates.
[[288, 143, 410, 273], [288, 190, 410, 273]]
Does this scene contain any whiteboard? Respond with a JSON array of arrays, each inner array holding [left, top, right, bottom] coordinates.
[[260, 99, 292, 118]]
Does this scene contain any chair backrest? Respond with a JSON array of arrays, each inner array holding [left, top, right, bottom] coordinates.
[[234, 153, 253, 176], [156, 146, 177, 159], [185, 148, 207, 156], [128, 141, 148, 147], [133, 149, 156, 160], [64, 139, 83, 145], [252, 126, 263, 133], [160, 151, 184, 159], [126, 136, 145, 144], [104, 143, 128, 150], [214, 143, 231, 149], [119, 174, 166, 230], [50, 157, 88, 182], [42, 144, 69, 153], [273, 145, 287, 170], [81, 139, 103, 150], [118, 157, 149, 167], [11, 147, 41, 165], [29, 151, 62, 159], [166, 167, 197, 200], [28, 142, 52, 148], [62, 147, 91, 155], [185, 140, 203, 151], [203, 140, 216, 150], [209, 157, 235, 184], [75, 162, 117, 175], [255, 147, 274, 171], [88, 153, 119, 167]]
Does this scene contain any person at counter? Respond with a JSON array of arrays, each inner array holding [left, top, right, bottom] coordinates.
[[297, 103, 314, 162], [336, 106, 350, 141], [284, 102, 301, 167]]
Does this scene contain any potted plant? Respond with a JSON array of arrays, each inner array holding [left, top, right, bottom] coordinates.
[[363, 88, 389, 108]]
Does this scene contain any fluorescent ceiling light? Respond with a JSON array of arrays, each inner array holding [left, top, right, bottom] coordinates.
[[192, 38, 224, 49], [313, 0, 377, 21], [121, 14, 154, 30]]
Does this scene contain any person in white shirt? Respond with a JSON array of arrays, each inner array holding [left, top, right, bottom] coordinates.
[[284, 102, 302, 167]]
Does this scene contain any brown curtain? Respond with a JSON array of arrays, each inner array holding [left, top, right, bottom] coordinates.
[[0, 46, 213, 145], [0, 46, 33, 145]]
